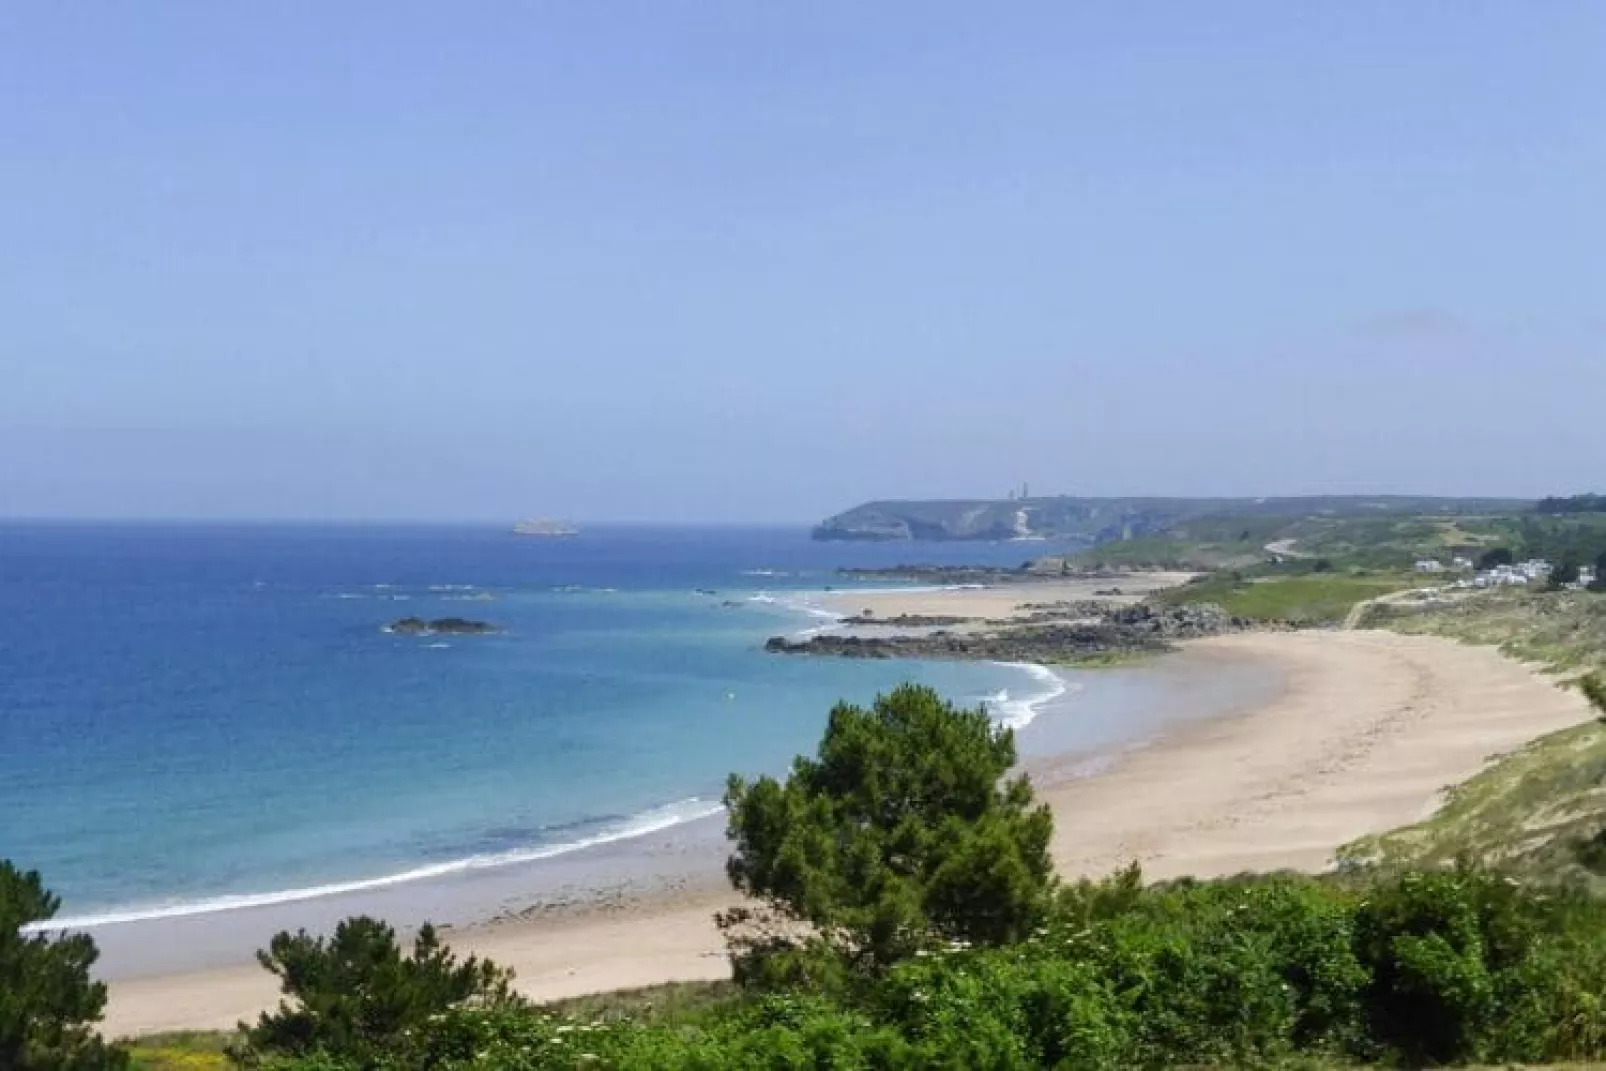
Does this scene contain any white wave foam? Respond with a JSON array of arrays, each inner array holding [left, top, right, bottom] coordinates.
[[770, 591, 848, 638], [831, 583, 980, 597], [27, 798, 724, 933], [986, 663, 1072, 730]]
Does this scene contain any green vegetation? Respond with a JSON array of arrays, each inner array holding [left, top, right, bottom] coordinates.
[[127, 1033, 231, 1070], [721, 684, 1054, 976], [236, 917, 513, 1067], [1064, 532, 1267, 571], [1340, 586, 1606, 886], [1156, 568, 1418, 626], [1479, 546, 1515, 570], [536, 980, 737, 1026], [173, 868, 1606, 1069], [1539, 494, 1606, 515], [1551, 561, 1584, 590], [1367, 587, 1606, 673], [1280, 514, 1505, 568], [1054, 509, 1523, 574], [1506, 516, 1606, 566], [0, 861, 128, 1070]]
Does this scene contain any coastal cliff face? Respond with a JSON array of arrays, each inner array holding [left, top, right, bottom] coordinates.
[[812, 496, 1535, 543]]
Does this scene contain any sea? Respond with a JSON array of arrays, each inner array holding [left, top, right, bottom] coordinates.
[[0, 522, 1281, 968]]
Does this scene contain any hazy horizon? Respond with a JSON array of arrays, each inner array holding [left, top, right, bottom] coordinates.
[[0, 488, 1554, 529], [4, 4, 1602, 523]]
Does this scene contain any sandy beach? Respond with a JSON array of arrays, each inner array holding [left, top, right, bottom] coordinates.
[[101, 587, 1596, 1038], [824, 573, 1195, 622]]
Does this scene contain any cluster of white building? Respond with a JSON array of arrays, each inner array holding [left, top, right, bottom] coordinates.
[[1463, 560, 1555, 589], [1413, 555, 1598, 591]]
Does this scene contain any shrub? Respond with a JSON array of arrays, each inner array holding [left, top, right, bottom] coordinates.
[[1549, 559, 1583, 590], [0, 860, 128, 1070], [1352, 868, 1544, 1065], [1477, 546, 1515, 570], [237, 917, 513, 1067], [1583, 672, 1606, 719], [723, 684, 1054, 976]]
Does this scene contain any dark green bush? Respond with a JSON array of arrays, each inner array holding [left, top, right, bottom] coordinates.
[[1352, 867, 1568, 1065], [723, 684, 1054, 975], [259, 867, 1606, 1069], [237, 917, 514, 1067], [0, 861, 128, 1070]]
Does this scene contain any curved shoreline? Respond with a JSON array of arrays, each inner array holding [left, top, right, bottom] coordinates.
[[100, 628, 1595, 1039]]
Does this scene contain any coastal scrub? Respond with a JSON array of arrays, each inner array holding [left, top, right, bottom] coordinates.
[[721, 684, 1055, 976]]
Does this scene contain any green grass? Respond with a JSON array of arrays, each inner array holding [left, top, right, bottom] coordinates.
[[538, 979, 738, 1025], [1058, 534, 1267, 571], [1367, 587, 1606, 673], [1157, 570, 1417, 626], [125, 1031, 234, 1070], [1267, 513, 1504, 569], [116, 989, 740, 1068], [1053, 509, 1529, 575]]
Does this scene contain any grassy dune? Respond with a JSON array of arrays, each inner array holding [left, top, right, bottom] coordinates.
[[1342, 588, 1606, 883], [1155, 569, 1419, 626]]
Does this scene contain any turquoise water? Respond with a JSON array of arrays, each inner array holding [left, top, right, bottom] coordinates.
[[0, 523, 1068, 926]]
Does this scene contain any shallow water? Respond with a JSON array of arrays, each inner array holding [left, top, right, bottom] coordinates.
[[0, 523, 1061, 927]]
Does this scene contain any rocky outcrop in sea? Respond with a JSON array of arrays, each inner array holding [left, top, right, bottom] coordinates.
[[384, 616, 500, 636]]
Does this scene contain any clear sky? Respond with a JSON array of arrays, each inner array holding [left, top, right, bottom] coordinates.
[[2, 3, 1602, 523]]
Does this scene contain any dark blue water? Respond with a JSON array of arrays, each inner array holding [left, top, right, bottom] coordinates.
[[0, 523, 1062, 924]]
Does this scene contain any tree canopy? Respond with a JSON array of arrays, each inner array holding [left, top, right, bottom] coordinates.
[[239, 917, 514, 1066], [722, 683, 1054, 973], [1477, 547, 1515, 570], [1548, 560, 1582, 590], [0, 861, 127, 1071], [1537, 493, 1606, 515]]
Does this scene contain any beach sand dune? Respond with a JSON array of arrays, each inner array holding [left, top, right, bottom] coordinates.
[[101, 627, 1595, 1039]]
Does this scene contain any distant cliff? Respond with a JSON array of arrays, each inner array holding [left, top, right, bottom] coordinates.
[[812, 496, 1533, 542]]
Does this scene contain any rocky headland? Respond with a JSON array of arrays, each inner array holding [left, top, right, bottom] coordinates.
[[766, 603, 1247, 664]]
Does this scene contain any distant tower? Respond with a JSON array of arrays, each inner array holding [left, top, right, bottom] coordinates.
[[1022, 482, 1030, 500]]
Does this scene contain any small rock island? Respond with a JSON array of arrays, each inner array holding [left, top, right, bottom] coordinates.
[[384, 616, 500, 636]]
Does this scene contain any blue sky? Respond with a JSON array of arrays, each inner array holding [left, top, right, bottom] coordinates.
[[3, 3, 1602, 522]]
